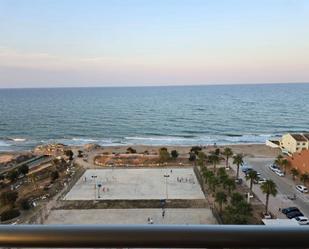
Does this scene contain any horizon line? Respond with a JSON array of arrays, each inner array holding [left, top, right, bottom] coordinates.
[[0, 81, 309, 90]]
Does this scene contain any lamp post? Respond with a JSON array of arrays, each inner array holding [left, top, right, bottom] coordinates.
[[91, 175, 97, 199], [164, 174, 170, 200]]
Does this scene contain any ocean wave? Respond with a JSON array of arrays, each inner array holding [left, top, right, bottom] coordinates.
[[9, 138, 27, 142], [0, 133, 274, 151]]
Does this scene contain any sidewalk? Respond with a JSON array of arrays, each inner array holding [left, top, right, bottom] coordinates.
[[230, 162, 289, 218]]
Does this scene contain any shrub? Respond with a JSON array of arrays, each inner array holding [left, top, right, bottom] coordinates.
[[18, 165, 29, 175], [0, 209, 20, 221], [50, 171, 59, 182], [6, 170, 19, 182], [190, 146, 202, 155], [189, 152, 196, 161], [20, 199, 31, 210], [171, 150, 179, 159], [159, 147, 170, 162], [126, 147, 137, 154], [0, 191, 18, 206]]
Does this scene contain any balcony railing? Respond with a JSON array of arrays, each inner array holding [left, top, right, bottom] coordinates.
[[0, 224, 309, 248]]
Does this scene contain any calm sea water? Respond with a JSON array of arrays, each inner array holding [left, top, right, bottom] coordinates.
[[0, 83, 309, 151]]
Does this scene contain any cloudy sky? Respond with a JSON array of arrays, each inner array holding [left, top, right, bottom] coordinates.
[[0, 0, 309, 88]]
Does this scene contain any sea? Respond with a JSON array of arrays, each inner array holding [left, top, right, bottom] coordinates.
[[0, 83, 309, 151]]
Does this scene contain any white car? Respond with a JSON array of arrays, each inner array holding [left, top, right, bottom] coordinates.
[[296, 185, 308, 193], [275, 170, 284, 177], [269, 164, 280, 172], [293, 216, 309, 225], [258, 178, 267, 184]]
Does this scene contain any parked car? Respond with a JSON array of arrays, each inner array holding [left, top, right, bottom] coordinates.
[[275, 170, 284, 177], [242, 166, 252, 173], [282, 207, 300, 214], [296, 185, 308, 193], [257, 178, 267, 184], [293, 216, 309, 225], [286, 211, 304, 219], [269, 164, 280, 172]]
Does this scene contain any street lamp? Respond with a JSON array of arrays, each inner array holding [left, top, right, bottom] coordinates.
[[91, 175, 97, 199], [164, 174, 170, 200]]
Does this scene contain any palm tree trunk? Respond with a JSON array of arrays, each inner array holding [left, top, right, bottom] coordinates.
[[265, 194, 269, 214], [236, 165, 240, 179], [250, 180, 253, 193], [226, 156, 229, 168]]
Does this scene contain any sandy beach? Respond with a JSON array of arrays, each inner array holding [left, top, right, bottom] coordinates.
[[78, 143, 280, 158]]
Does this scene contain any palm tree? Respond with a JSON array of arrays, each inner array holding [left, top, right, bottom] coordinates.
[[197, 151, 207, 168], [215, 191, 227, 213], [222, 147, 233, 168], [203, 170, 214, 184], [233, 154, 244, 180], [274, 154, 283, 169], [208, 153, 220, 173], [281, 158, 290, 175], [223, 178, 236, 194], [217, 167, 228, 183], [246, 170, 259, 193], [208, 176, 219, 192], [300, 173, 309, 185], [291, 168, 299, 181], [260, 180, 277, 215]]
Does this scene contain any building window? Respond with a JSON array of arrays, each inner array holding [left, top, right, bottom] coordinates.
[[297, 143, 300, 145], [303, 143, 306, 145]]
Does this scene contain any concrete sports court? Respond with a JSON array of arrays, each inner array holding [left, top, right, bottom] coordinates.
[[45, 208, 216, 224], [64, 168, 205, 200]]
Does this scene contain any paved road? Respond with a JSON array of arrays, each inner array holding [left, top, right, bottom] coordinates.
[[244, 157, 309, 217]]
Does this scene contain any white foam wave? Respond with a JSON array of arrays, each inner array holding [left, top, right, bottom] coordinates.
[[10, 138, 26, 142]]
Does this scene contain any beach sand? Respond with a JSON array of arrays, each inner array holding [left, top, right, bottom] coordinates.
[[80, 144, 280, 158]]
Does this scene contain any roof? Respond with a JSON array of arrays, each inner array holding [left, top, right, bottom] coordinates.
[[262, 219, 299, 226], [287, 149, 309, 174], [302, 133, 309, 140], [290, 134, 307, 142]]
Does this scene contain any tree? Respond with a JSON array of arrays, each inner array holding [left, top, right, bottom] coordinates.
[[291, 168, 299, 181], [197, 151, 206, 167], [190, 146, 202, 155], [159, 147, 170, 162], [260, 180, 277, 214], [18, 165, 29, 176], [203, 170, 214, 184], [217, 167, 228, 184], [300, 173, 309, 185], [224, 178, 236, 194], [224, 195, 252, 224], [188, 152, 196, 162], [233, 154, 244, 180], [65, 150, 74, 160], [77, 150, 83, 157], [274, 154, 283, 167], [208, 176, 219, 192], [7, 170, 19, 182], [171, 150, 179, 160], [246, 170, 259, 193], [0, 191, 18, 207], [281, 158, 290, 175], [126, 147, 137, 154], [50, 170, 59, 182], [230, 192, 245, 206], [222, 147, 233, 168], [20, 198, 31, 210], [208, 153, 220, 173], [0, 209, 20, 221], [215, 191, 227, 213]]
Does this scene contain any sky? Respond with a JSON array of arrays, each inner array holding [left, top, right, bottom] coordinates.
[[0, 0, 309, 88]]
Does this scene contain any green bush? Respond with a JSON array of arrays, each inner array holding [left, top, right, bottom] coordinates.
[[0, 209, 20, 221], [20, 199, 31, 210]]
